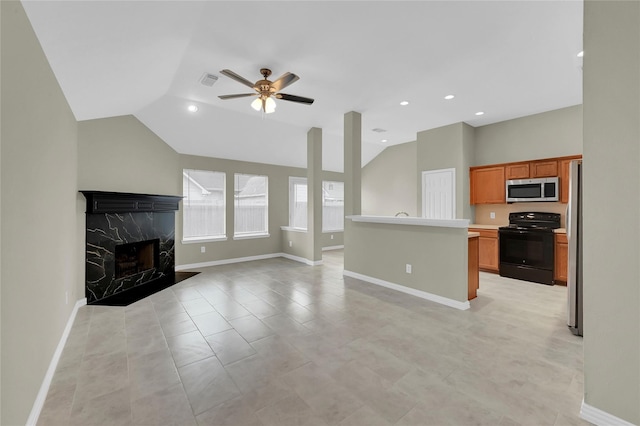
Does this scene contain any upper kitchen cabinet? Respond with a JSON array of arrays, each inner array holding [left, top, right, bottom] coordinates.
[[505, 160, 558, 179], [505, 163, 530, 180], [471, 155, 581, 205], [530, 160, 558, 178], [559, 155, 583, 203], [470, 166, 505, 204]]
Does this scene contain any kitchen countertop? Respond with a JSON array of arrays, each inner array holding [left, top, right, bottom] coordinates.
[[468, 232, 480, 238], [554, 228, 566, 233], [468, 224, 503, 230]]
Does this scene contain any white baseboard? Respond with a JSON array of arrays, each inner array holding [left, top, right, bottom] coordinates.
[[343, 270, 470, 311], [176, 252, 322, 270], [322, 245, 344, 251], [581, 400, 636, 426], [176, 253, 283, 271], [27, 297, 87, 426], [281, 253, 322, 266]]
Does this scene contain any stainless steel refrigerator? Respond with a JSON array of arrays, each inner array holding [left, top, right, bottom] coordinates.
[[567, 160, 583, 336]]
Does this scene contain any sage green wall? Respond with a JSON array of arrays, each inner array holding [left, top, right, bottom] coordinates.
[[474, 105, 583, 166], [177, 154, 344, 266], [281, 230, 312, 260], [322, 232, 343, 248], [1, 2, 79, 424], [362, 141, 418, 216], [77, 118, 344, 266], [583, 1, 639, 424], [416, 122, 475, 220], [78, 115, 181, 195], [344, 222, 468, 303]]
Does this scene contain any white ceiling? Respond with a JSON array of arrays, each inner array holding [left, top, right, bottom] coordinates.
[[22, 1, 583, 172]]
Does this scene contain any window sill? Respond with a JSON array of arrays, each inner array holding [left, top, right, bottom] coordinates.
[[233, 233, 270, 241], [281, 226, 308, 233], [182, 236, 228, 244], [322, 229, 344, 233]]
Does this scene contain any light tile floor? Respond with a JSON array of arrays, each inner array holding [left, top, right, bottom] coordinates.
[[38, 250, 589, 426]]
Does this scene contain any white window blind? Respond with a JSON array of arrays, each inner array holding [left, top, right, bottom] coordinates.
[[182, 169, 225, 241], [289, 177, 308, 230], [234, 173, 268, 237], [323, 181, 344, 231]]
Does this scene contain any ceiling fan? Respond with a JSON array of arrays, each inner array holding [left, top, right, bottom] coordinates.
[[218, 68, 314, 114]]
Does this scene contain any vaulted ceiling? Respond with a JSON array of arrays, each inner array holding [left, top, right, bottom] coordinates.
[[22, 1, 583, 172]]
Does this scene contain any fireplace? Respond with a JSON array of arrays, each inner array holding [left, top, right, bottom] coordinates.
[[115, 239, 159, 279], [81, 191, 182, 305]]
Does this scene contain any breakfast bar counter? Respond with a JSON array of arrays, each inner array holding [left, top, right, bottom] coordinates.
[[344, 215, 472, 310]]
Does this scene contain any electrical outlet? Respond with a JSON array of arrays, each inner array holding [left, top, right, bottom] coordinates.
[[490, 212, 496, 219], [406, 264, 412, 274], [201, 246, 206, 253], [331, 234, 334, 240], [289, 241, 293, 247]]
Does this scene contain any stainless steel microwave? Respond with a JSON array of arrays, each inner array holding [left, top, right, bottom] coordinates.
[[506, 177, 559, 202]]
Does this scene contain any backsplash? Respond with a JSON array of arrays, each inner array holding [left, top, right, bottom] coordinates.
[[474, 202, 568, 227]]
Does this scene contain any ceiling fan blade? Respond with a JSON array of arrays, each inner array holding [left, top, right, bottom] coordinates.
[[219, 69, 256, 89], [276, 93, 314, 105], [218, 93, 257, 100], [271, 73, 300, 92]]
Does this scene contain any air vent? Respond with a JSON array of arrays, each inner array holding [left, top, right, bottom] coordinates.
[[371, 128, 387, 133], [200, 73, 219, 87]]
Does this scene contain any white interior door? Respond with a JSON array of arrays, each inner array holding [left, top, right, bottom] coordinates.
[[422, 168, 456, 219]]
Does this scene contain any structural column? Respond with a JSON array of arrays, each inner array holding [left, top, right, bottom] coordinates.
[[307, 127, 323, 263], [343, 111, 361, 271], [344, 111, 362, 216]]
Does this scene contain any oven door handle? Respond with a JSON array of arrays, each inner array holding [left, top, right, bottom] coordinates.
[[499, 229, 530, 235]]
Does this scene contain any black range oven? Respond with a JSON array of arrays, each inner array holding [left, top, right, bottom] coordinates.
[[499, 212, 561, 285]]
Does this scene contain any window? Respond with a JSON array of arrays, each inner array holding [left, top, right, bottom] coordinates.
[[287, 178, 344, 232], [289, 177, 308, 230], [182, 169, 225, 241], [234, 173, 268, 237], [323, 181, 344, 231]]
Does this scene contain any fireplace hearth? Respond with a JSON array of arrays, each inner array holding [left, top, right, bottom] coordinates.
[[81, 191, 182, 305]]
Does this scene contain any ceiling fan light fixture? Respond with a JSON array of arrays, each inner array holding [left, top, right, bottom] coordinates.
[[251, 98, 262, 111], [265, 97, 276, 114]]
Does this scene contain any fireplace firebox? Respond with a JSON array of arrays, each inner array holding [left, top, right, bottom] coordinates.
[[81, 191, 182, 305], [115, 239, 159, 279]]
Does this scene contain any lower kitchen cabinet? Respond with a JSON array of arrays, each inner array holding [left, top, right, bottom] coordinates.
[[555, 232, 568, 284], [469, 228, 499, 273], [468, 235, 479, 300]]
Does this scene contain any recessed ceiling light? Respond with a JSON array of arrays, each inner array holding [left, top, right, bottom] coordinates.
[[400, 101, 409, 106], [577, 51, 584, 58], [444, 95, 455, 100], [381, 139, 388, 143], [187, 105, 199, 112], [475, 111, 484, 116]]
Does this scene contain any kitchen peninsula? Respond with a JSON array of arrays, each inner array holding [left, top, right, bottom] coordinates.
[[344, 215, 471, 310]]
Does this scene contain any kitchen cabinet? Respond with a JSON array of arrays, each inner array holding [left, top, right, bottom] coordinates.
[[470, 166, 505, 204], [505, 163, 530, 180], [558, 156, 582, 203], [469, 228, 499, 273], [530, 160, 558, 178], [468, 235, 479, 300], [505, 160, 557, 179], [555, 232, 568, 284]]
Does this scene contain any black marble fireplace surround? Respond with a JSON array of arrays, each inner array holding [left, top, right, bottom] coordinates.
[[81, 191, 182, 305]]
